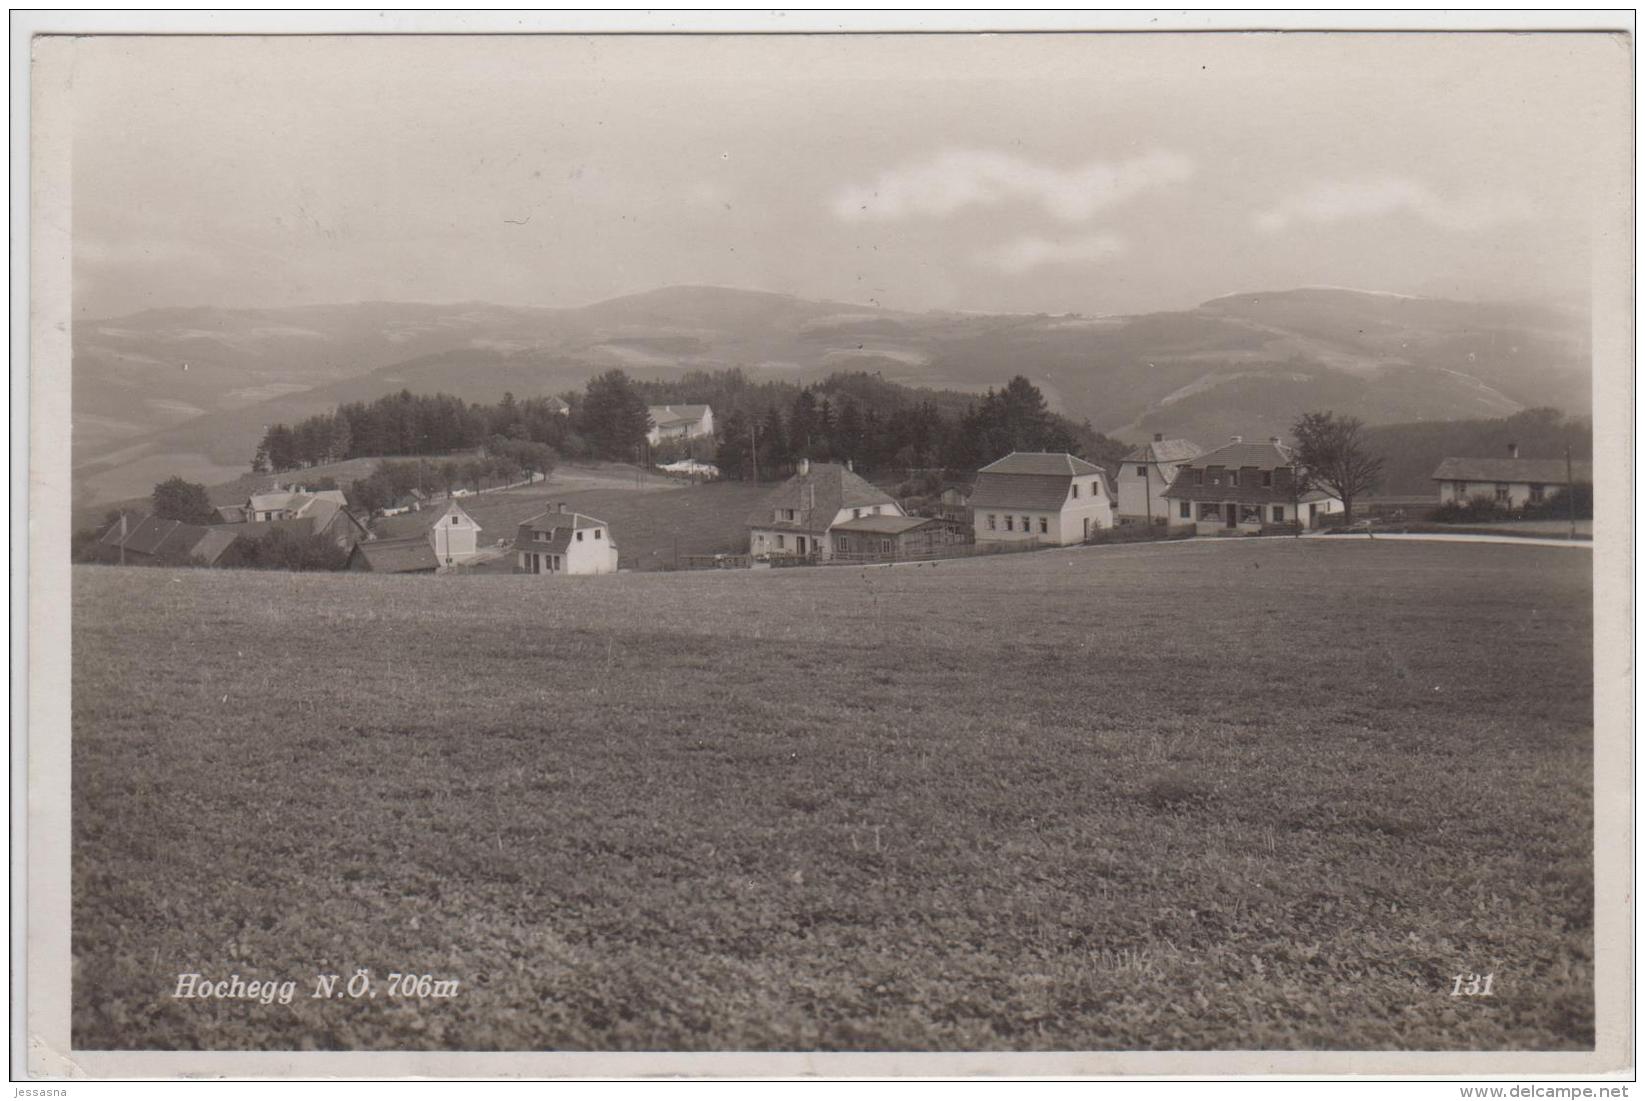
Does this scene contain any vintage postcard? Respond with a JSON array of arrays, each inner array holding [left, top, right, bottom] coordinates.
[[16, 11, 1634, 1082]]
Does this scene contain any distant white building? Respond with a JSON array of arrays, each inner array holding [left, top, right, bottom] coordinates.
[[971, 452, 1115, 546], [1431, 448, 1592, 509], [515, 505, 619, 576], [429, 500, 484, 567], [646, 404, 715, 446], [1116, 434, 1201, 525]]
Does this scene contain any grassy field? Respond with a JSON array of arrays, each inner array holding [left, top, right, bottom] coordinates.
[[71, 538, 1593, 1051], [375, 476, 773, 570]]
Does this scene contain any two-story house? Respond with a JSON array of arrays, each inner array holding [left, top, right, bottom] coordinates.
[[428, 499, 485, 567], [971, 452, 1114, 546], [747, 460, 904, 562], [1116, 434, 1202, 525], [515, 504, 619, 575], [1162, 435, 1343, 535], [646, 404, 715, 446]]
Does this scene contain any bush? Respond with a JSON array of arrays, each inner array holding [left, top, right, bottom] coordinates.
[[1084, 525, 1195, 547]]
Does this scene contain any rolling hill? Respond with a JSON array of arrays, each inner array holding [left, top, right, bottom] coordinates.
[[73, 285, 1592, 506]]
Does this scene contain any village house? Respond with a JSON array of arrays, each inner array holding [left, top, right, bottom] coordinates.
[[91, 515, 241, 567], [646, 404, 715, 446], [543, 395, 572, 416], [242, 487, 350, 523], [235, 493, 370, 552], [515, 504, 620, 575], [1431, 445, 1592, 509], [829, 514, 969, 563], [1116, 434, 1202, 525], [747, 459, 904, 563], [345, 536, 440, 575], [971, 452, 1114, 546], [1162, 435, 1343, 535], [427, 500, 484, 567]]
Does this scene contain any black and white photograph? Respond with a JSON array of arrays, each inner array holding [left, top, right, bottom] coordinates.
[[17, 11, 1634, 1082]]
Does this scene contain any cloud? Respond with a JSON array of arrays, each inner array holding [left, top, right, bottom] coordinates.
[[1254, 178, 1535, 233], [975, 231, 1128, 275], [831, 149, 1193, 223]]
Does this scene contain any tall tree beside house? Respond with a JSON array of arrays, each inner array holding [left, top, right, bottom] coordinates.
[[756, 406, 791, 476], [151, 476, 216, 525], [575, 369, 652, 461], [1291, 411, 1385, 527], [251, 443, 270, 475]]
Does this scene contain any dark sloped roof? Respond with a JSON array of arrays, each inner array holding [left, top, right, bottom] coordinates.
[[1183, 438, 1296, 471], [979, 452, 1104, 477], [970, 473, 1094, 511], [748, 463, 896, 533], [191, 528, 242, 565], [1120, 438, 1202, 464], [214, 505, 247, 524], [1431, 457, 1593, 484], [98, 515, 229, 562], [831, 515, 942, 535], [518, 528, 574, 554], [519, 509, 602, 534], [352, 537, 440, 573]]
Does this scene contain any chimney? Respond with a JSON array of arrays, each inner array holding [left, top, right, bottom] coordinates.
[[1269, 436, 1281, 446], [1508, 442, 1520, 459], [798, 458, 810, 476], [1230, 435, 1243, 444], [557, 502, 567, 514], [1153, 432, 1164, 442]]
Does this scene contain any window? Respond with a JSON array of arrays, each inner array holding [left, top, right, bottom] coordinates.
[[777, 535, 786, 549], [1021, 516, 1030, 532], [1272, 505, 1285, 522], [987, 514, 997, 530], [1178, 502, 1191, 519], [1262, 471, 1273, 488], [1136, 466, 1147, 477], [451, 516, 459, 525], [576, 531, 584, 542], [1229, 471, 1240, 487], [594, 529, 602, 539], [881, 540, 893, 554], [1038, 517, 1049, 534], [835, 536, 848, 552], [1192, 469, 1203, 486], [1529, 484, 1545, 502], [1004, 516, 1013, 531], [1092, 481, 1101, 496], [1071, 484, 1080, 498], [852, 508, 861, 519], [1494, 483, 1511, 503], [1454, 482, 1467, 496]]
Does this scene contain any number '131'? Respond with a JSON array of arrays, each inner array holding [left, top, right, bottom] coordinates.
[[1450, 972, 1495, 997]]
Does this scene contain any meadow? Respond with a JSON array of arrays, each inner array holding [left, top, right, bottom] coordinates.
[[70, 538, 1593, 1050]]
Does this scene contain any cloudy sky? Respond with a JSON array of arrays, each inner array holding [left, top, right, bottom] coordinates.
[[68, 32, 1628, 320]]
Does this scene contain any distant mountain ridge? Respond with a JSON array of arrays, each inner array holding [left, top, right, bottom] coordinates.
[[72, 284, 1591, 506]]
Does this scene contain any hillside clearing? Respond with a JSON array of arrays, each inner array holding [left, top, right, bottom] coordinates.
[[71, 539, 1592, 1050]]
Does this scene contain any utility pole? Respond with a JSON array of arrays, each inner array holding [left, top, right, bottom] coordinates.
[[749, 420, 760, 484], [119, 511, 126, 566], [1566, 445, 1577, 541]]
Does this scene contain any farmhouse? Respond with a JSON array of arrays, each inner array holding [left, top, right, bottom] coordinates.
[[747, 459, 904, 562], [346, 537, 440, 575], [515, 505, 619, 576], [1163, 435, 1343, 535], [1116, 434, 1202, 525], [243, 487, 350, 524], [1431, 447, 1593, 509], [971, 452, 1114, 546], [829, 514, 969, 562], [236, 495, 370, 552], [646, 404, 715, 446], [91, 515, 241, 567]]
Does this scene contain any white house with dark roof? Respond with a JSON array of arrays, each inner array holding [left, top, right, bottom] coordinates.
[[1163, 435, 1342, 535], [747, 459, 904, 562], [515, 504, 619, 575], [1116, 434, 1202, 525], [646, 404, 715, 446], [1431, 447, 1592, 509], [429, 499, 484, 567], [971, 452, 1114, 546]]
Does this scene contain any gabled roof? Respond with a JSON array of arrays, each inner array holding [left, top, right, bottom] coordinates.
[[1431, 457, 1593, 484], [191, 528, 242, 566], [351, 537, 440, 573], [970, 472, 1106, 511], [832, 515, 943, 536], [431, 499, 482, 531], [1182, 438, 1296, 471], [214, 504, 247, 524], [648, 404, 712, 427], [1121, 438, 1203, 464], [98, 515, 233, 563], [978, 452, 1104, 477], [747, 462, 896, 534]]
